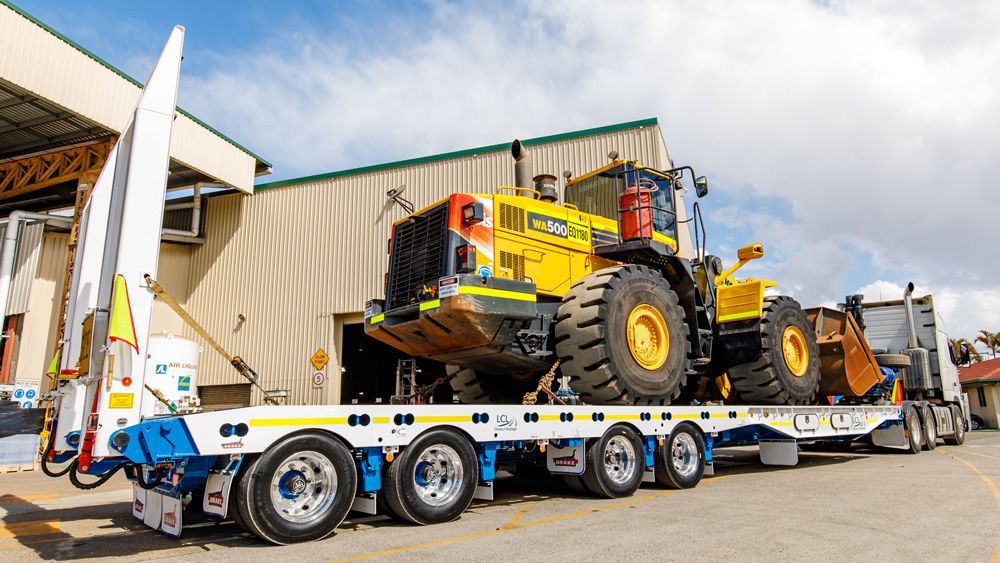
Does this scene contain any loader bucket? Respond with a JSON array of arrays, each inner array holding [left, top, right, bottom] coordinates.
[[804, 307, 884, 396]]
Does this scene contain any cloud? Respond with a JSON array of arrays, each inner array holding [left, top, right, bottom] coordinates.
[[172, 0, 1000, 338]]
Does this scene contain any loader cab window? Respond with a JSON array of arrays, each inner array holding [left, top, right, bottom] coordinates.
[[565, 165, 676, 239]]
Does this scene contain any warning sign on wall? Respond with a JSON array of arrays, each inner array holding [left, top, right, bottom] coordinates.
[[311, 348, 329, 371]]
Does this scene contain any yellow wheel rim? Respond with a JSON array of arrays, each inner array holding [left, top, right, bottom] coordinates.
[[626, 304, 669, 371], [782, 325, 809, 377]]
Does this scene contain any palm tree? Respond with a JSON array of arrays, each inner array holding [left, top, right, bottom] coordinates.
[[976, 330, 1000, 359], [950, 338, 982, 365]]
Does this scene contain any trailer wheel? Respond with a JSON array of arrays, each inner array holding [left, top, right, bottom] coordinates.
[[904, 404, 923, 454], [563, 474, 590, 495], [944, 405, 966, 445], [382, 428, 478, 525], [727, 296, 821, 405], [228, 454, 258, 533], [581, 425, 645, 498], [238, 432, 357, 544], [921, 404, 937, 451], [655, 423, 705, 489], [555, 265, 689, 405], [448, 366, 537, 405]]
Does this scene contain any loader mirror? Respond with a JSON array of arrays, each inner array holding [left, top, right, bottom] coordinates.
[[695, 176, 709, 198]]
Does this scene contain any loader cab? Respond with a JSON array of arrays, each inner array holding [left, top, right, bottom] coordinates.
[[565, 162, 679, 243]]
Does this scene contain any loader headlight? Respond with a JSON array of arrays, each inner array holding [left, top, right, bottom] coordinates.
[[462, 202, 484, 225], [456, 244, 477, 273]]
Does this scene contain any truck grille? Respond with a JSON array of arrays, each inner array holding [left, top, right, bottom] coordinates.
[[387, 203, 450, 310]]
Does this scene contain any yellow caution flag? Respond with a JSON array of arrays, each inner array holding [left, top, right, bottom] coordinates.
[[46, 350, 59, 379], [108, 274, 138, 354]]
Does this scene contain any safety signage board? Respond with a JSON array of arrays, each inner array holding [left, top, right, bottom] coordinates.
[[12, 379, 40, 409]]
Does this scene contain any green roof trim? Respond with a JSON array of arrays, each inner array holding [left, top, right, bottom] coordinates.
[[0, 0, 271, 168], [254, 117, 659, 191]]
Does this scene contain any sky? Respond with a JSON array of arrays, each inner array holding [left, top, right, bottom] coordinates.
[[14, 0, 1000, 350]]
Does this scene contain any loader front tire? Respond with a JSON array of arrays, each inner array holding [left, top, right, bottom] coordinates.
[[727, 296, 821, 405], [555, 265, 689, 405]]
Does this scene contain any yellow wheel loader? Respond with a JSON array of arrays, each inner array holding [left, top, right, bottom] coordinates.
[[364, 140, 821, 405]]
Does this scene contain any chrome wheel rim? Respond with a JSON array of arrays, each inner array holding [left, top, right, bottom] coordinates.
[[671, 433, 700, 479], [603, 436, 637, 485], [926, 412, 937, 442], [413, 444, 463, 507], [908, 410, 922, 446], [270, 450, 337, 524]]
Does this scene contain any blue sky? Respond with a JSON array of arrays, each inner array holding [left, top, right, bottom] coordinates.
[[11, 0, 1000, 345]]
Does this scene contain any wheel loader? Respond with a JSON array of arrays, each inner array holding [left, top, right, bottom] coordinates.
[[364, 140, 822, 406]]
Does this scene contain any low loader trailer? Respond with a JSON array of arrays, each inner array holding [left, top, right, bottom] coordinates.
[[38, 26, 969, 546]]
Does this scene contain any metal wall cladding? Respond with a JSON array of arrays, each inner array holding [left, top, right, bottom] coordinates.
[[1, 221, 44, 315], [0, 3, 258, 191], [185, 124, 670, 405], [14, 232, 67, 383]]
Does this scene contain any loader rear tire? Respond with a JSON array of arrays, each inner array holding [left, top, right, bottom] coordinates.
[[555, 265, 689, 405], [727, 296, 821, 405], [448, 366, 537, 405]]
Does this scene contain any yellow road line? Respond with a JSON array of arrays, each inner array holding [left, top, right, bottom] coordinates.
[[952, 449, 1000, 462], [0, 493, 60, 505], [0, 520, 61, 539], [331, 477, 727, 563], [940, 449, 1000, 561], [502, 502, 533, 530]]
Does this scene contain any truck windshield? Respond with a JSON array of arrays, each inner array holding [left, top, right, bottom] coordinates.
[[565, 165, 676, 240]]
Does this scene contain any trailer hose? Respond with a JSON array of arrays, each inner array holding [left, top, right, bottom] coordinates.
[[39, 433, 75, 478], [134, 466, 166, 490], [67, 459, 127, 490]]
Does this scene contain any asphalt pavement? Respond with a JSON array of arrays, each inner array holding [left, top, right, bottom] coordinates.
[[2, 432, 998, 562]]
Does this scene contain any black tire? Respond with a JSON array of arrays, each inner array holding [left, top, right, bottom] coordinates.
[[874, 353, 911, 369], [382, 428, 478, 525], [448, 366, 537, 405], [228, 454, 258, 533], [581, 425, 646, 498], [654, 423, 705, 489], [727, 296, 821, 405], [904, 404, 923, 454], [921, 404, 937, 451], [563, 474, 590, 495], [970, 414, 984, 432], [944, 405, 967, 445], [555, 265, 689, 405], [238, 432, 357, 544], [233, 455, 265, 538]]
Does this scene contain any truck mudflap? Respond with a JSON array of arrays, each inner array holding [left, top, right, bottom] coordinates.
[[365, 275, 545, 371]]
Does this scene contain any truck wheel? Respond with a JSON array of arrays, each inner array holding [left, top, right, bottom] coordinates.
[[581, 425, 645, 498], [555, 265, 689, 405], [448, 366, 537, 405], [921, 404, 937, 450], [727, 296, 821, 405], [237, 432, 357, 544], [904, 404, 923, 454], [382, 428, 478, 525], [874, 353, 911, 369], [654, 423, 705, 489], [944, 405, 966, 445]]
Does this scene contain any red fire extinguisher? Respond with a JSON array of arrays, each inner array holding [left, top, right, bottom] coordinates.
[[619, 180, 654, 241]]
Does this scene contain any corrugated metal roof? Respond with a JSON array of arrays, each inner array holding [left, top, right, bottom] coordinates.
[[254, 118, 660, 191], [0, 0, 270, 168]]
